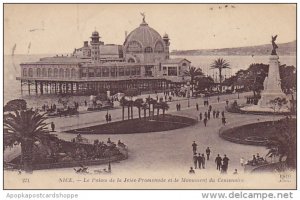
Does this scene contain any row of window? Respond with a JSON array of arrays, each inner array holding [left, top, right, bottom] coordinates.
[[23, 68, 77, 78], [81, 67, 141, 78], [126, 41, 165, 53]]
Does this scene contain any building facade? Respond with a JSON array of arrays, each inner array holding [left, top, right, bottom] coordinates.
[[18, 16, 191, 95]]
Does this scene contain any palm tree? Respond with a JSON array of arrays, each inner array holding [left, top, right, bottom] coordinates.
[[134, 98, 144, 120], [120, 97, 128, 121], [183, 66, 204, 95], [146, 96, 152, 118], [4, 109, 49, 173], [142, 103, 148, 120], [150, 99, 157, 119], [160, 102, 170, 118], [210, 58, 230, 92], [127, 100, 133, 120]]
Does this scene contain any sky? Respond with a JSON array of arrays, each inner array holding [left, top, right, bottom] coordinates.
[[4, 4, 296, 55]]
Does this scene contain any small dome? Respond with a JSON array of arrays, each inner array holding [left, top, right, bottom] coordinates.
[[92, 31, 99, 37], [124, 23, 163, 49], [163, 33, 169, 38]]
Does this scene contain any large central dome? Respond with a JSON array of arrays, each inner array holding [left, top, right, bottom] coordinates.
[[124, 21, 164, 50]]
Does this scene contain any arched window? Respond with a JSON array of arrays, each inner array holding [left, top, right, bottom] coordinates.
[[59, 68, 64, 78], [144, 47, 153, 53], [71, 68, 76, 78], [154, 41, 164, 53], [37, 68, 41, 77], [54, 68, 58, 77], [128, 58, 135, 63], [48, 68, 53, 77], [28, 68, 33, 77], [126, 41, 142, 53], [42, 68, 47, 77], [23, 68, 27, 77], [65, 68, 70, 78]]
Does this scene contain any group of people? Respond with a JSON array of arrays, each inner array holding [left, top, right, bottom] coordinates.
[[176, 103, 182, 111], [189, 141, 231, 174], [198, 104, 227, 126], [42, 103, 56, 112]]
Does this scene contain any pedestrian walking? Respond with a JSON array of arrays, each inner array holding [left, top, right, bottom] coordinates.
[[193, 153, 198, 169], [51, 122, 55, 132], [226, 99, 229, 106], [203, 117, 208, 127], [206, 147, 211, 160], [179, 103, 181, 111], [240, 157, 245, 167], [199, 113, 202, 121], [84, 100, 87, 106], [213, 110, 216, 118], [223, 155, 230, 172], [204, 112, 207, 118], [197, 153, 203, 169], [108, 114, 112, 122], [208, 111, 211, 120], [217, 96, 220, 102], [201, 154, 206, 169], [216, 111, 220, 118], [222, 116, 226, 125], [196, 103, 199, 111], [209, 105, 212, 112], [105, 113, 109, 123], [215, 154, 222, 170], [192, 141, 197, 153], [221, 111, 225, 117]]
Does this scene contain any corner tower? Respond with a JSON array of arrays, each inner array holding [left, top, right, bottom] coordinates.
[[90, 30, 101, 62], [163, 33, 170, 59]]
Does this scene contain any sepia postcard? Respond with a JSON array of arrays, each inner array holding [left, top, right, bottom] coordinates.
[[3, 3, 297, 189]]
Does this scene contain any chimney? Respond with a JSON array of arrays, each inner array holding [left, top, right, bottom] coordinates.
[[84, 41, 88, 47]]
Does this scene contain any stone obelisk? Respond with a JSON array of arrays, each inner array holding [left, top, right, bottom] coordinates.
[[259, 35, 289, 108]]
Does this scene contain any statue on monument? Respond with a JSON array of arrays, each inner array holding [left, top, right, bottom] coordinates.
[[140, 12, 146, 23], [271, 35, 278, 55]]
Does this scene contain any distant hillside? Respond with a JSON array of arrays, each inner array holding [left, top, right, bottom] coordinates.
[[171, 40, 296, 56]]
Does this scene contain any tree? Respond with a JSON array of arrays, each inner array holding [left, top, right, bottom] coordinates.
[[269, 97, 288, 114], [183, 66, 204, 95], [142, 103, 148, 120], [266, 118, 296, 169], [279, 65, 296, 94], [150, 99, 157, 120], [194, 76, 215, 92], [127, 100, 134, 120], [134, 98, 144, 120], [4, 109, 49, 172], [119, 97, 128, 121], [4, 99, 27, 112], [210, 58, 230, 92], [160, 102, 169, 118]]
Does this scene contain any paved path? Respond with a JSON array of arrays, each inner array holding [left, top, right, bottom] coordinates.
[[5, 92, 283, 175]]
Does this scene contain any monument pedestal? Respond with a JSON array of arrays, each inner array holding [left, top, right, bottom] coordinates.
[[258, 55, 290, 109]]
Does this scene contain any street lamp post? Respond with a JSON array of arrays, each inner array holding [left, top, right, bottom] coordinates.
[[187, 82, 190, 107]]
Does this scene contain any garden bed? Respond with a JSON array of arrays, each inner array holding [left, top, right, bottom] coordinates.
[[65, 114, 197, 135]]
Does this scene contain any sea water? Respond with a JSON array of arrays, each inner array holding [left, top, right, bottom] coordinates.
[[3, 54, 296, 107]]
